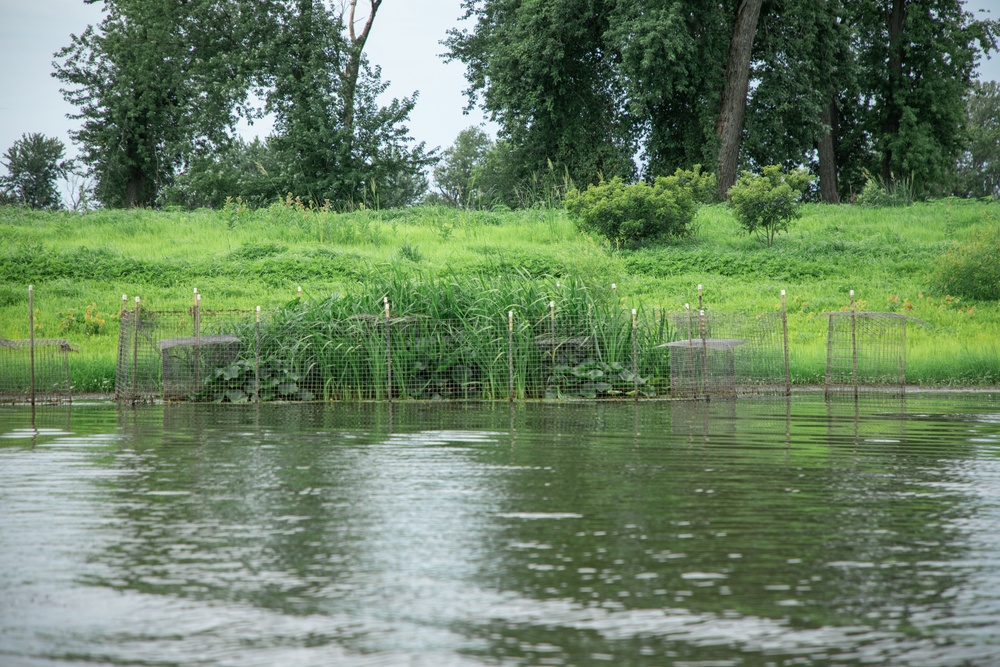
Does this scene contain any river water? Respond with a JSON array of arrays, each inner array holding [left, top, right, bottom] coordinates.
[[2, 393, 1000, 666]]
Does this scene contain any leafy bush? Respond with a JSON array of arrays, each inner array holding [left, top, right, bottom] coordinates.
[[564, 176, 697, 248], [728, 165, 813, 247], [933, 226, 1000, 301], [669, 165, 720, 204], [856, 171, 914, 207]]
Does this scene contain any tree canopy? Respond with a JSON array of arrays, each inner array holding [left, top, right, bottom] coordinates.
[[446, 0, 999, 201]]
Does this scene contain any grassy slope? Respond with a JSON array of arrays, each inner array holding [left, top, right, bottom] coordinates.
[[1, 200, 998, 390]]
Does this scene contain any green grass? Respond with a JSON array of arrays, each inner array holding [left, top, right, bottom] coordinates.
[[1, 198, 998, 391]]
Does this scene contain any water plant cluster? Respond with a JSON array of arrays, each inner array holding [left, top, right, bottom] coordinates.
[[197, 272, 672, 402]]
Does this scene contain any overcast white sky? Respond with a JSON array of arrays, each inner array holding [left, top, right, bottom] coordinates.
[[1, 0, 998, 177]]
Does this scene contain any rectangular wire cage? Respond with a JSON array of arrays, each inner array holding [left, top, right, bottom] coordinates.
[[824, 311, 912, 397], [663, 310, 787, 399], [0, 337, 74, 404], [113, 306, 678, 403]]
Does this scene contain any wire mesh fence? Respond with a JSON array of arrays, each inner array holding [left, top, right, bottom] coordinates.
[[823, 311, 922, 398], [113, 302, 689, 403], [0, 337, 74, 404], [662, 309, 788, 399]]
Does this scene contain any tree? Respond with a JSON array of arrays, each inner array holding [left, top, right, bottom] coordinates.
[[954, 80, 1000, 198], [741, 0, 855, 203], [53, 0, 257, 207], [715, 0, 763, 198], [728, 165, 812, 247], [262, 0, 433, 207], [609, 0, 731, 177], [0, 133, 71, 209], [850, 0, 999, 197], [445, 0, 636, 195], [433, 127, 493, 207]]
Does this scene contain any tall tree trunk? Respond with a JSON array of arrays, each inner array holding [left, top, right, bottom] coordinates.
[[342, 0, 382, 135], [881, 0, 906, 184], [818, 97, 840, 203], [716, 0, 763, 199]]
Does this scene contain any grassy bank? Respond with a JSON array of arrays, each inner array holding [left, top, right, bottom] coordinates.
[[1, 199, 998, 391]]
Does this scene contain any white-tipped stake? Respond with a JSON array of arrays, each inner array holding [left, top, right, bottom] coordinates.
[[256, 305, 261, 323], [631, 308, 637, 328], [698, 284, 702, 292], [781, 289, 786, 296], [850, 289, 854, 297], [135, 296, 140, 304], [611, 283, 616, 290], [685, 303, 690, 311], [383, 296, 390, 318]]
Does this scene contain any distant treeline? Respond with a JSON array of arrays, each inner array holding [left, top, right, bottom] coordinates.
[[2, 1, 997, 211]]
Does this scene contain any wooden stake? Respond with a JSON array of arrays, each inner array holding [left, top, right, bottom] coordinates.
[[28, 285, 35, 408], [781, 289, 790, 396]]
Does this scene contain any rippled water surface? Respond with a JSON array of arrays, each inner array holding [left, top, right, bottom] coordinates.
[[3, 394, 1000, 666]]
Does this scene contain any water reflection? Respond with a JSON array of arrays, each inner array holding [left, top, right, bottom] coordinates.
[[0, 394, 999, 665]]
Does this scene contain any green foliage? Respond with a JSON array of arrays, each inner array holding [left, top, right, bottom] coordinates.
[[53, 0, 254, 207], [667, 165, 720, 204], [856, 171, 914, 207], [58, 303, 108, 336], [1, 133, 71, 210], [264, 0, 433, 209], [564, 176, 697, 247], [728, 166, 813, 247], [933, 226, 1000, 301], [445, 0, 636, 191], [954, 80, 1000, 199], [432, 126, 494, 208]]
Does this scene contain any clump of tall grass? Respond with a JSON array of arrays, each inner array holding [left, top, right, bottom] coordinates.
[[932, 226, 1000, 301], [214, 269, 673, 401]]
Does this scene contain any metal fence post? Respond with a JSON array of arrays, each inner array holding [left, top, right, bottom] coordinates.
[[850, 290, 858, 400], [699, 308, 709, 400], [384, 297, 392, 402], [132, 296, 140, 402], [28, 285, 35, 408], [255, 306, 261, 402], [194, 290, 201, 393], [632, 308, 638, 402], [781, 289, 790, 396], [508, 310, 514, 402]]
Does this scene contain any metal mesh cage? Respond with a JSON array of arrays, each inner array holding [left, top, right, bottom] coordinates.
[[824, 312, 915, 397], [0, 337, 73, 404], [663, 310, 787, 398]]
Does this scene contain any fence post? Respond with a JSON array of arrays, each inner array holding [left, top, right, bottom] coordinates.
[[900, 318, 907, 397], [549, 301, 556, 365], [255, 306, 261, 403], [850, 289, 858, 400], [115, 294, 127, 402], [700, 309, 709, 400], [781, 289, 790, 396], [384, 297, 392, 402], [194, 290, 202, 393], [132, 296, 140, 402], [632, 308, 638, 402], [28, 285, 35, 408], [508, 310, 514, 403], [698, 283, 703, 311], [825, 313, 834, 400]]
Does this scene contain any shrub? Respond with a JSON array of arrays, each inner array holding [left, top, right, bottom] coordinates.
[[669, 165, 720, 204], [564, 176, 697, 248], [933, 226, 1000, 301], [728, 165, 813, 247], [856, 171, 914, 207]]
